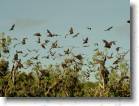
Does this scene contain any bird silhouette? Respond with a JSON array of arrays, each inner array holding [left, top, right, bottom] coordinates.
[[31, 55, 39, 60], [72, 33, 80, 38], [69, 27, 74, 34], [116, 47, 121, 52], [74, 54, 83, 60], [83, 37, 88, 44], [127, 20, 130, 23], [44, 40, 50, 44], [9, 24, 15, 31], [34, 33, 41, 37], [22, 37, 28, 45], [64, 48, 72, 55], [87, 26, 92, 30], [50, 40, 61, 49], [13, 53, 18, 61], [104, 26, 113, 31], [47, 29, 53, 37], [41, 43, 46, 49], [3, 47, 9, 53], [103, 40, 116, 48], [16, 50, 23, 54]]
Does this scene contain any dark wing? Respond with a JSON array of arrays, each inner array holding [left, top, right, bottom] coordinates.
[[104, 26, 113, 31], [127, 20, 130, 23], [34, 33, 41, 36], [102, 40, 108, 44], [69, 27, 74, 34], [47, 29, 53, 37], [9, 24, 15, 31]]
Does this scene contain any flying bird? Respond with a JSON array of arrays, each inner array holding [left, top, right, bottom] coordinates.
[[16, 50, 23, 54], [83, 37, 88, 44], [22, 37, 28, 45], [41, 43, 46, 49], [47, 29, 53, 37], [72, 33, 80, 38], [9, 24, 15, 31], [103, 40, 116, 48], [45, 40, 50, 44], [87, 26, 92, 30], [34, 33, 41, 37], [116, 47, 121, 52], [127, 20, 130, 23], [13, 53, 18, 61], [64, 48, 72, 55], [31, 55, 39, 60], [69, 27, 74, 34], [104, 26, 113, 31], [74, 54, 83, 60]]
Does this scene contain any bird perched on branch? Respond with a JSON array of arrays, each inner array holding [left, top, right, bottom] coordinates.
[[103, 40, 116, 48]]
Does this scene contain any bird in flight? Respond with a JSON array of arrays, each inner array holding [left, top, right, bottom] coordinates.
[[41, 43, 46, 49], [87, 26, 92, 30], [22, 37, 28, 45], [31, 55, 39, 60], [34, 33, 41, 37], [9, 24, 15, 31], [72, 33, 80, 38], [127, 20, 130, 23], [83, 37, 88, 44], [47, 29, 53, 37], [116, 47, 122, 52], [104, 26, 113, 31], [103, 40, 116, 48], [69, 27, 74, 34]]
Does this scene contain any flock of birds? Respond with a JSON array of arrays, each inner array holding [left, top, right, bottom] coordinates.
[[0, 20, 130, 71]]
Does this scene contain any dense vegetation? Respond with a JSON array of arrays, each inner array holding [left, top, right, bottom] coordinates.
[[0, 32, 130, 97]]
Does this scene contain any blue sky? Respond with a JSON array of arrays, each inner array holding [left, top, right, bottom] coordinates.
[[0, 0, 130, 79]]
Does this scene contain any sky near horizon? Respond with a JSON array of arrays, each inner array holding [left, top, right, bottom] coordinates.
[[0, 0, 130, 80]]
